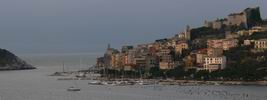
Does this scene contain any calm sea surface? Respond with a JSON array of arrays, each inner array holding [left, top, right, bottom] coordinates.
[[0, 53, 266, 100]]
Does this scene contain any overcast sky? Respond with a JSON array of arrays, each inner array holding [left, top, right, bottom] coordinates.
[[0, 0, 266, 54]]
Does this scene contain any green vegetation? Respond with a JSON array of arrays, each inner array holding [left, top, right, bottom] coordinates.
[[240, 32, 267, 40], [149, 67, 164, 78], [190, 27, 224, 50], [222, 46, 267, 81], [247, 8, 262, 27], [146, 45, 267, 81], [190, 27, 224, 40]]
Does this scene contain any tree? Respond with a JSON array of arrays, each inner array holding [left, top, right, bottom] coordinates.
[[165, 66, 185, 79], [149, 67, 163, 78], [195, 70, 210, 80]]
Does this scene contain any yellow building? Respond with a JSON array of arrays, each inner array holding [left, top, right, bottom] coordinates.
[[111, 53, 122, 69], [237, 30, 250, 36], [159, 62, 175, 70], [175, 41, 189, 54]]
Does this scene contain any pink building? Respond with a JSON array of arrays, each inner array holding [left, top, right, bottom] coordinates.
[[207, 39, 238, 50]]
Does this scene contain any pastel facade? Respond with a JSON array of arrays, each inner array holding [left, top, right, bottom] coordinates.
[[222, 39, 238, 50], [159, 62, 175, 70], [207, 39, 223, 49], [111, 53, 121, 69], [207, 39, 238, 50], [203, 56, 226, 72], [175, 41, 189, 54], [254, 39, 267, 49], [207, 48, 223, 57]]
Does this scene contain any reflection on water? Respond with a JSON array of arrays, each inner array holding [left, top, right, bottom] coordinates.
[[0, 53, 266, 100]]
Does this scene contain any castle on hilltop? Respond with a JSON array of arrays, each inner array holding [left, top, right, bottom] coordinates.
[[204, 7, 262, 29], [178, 25, 191, 40]]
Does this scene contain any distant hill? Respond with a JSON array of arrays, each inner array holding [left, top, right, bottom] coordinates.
[[0, 48, 35, 70]]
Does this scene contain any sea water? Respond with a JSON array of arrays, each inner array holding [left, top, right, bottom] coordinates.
[[0, 53, 266, 100]]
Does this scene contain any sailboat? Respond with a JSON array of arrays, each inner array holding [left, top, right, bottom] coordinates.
[[67, 60, 81, 91], [50, 61, 67, 76]]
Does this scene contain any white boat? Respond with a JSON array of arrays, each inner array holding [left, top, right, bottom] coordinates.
[[137, 80, 150, 85], [88, 81, 103, 85], [67, 86, 81, 91]]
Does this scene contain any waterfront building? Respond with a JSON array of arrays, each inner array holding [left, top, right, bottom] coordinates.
[[101, 44, 120, 69], [134, 55, 147, 69], [111, 53, 122, 69], [96, 57, 105, 68], [203, 56, 226, 72], [195, 49, 207, 65], [126, 49, 137, 65], [158, 47, 175, 70], [159, 61, 175, 70], [184, 54, 196, 68], [145, 55, 158, 70]]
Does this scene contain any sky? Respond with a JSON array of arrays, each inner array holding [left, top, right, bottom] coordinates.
[[0, 0, 266, 55]]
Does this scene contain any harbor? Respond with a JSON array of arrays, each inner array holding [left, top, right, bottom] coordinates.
[[0, 53, 266, 100], [1, 0, 267, 99], [51, 71, 267, 86]]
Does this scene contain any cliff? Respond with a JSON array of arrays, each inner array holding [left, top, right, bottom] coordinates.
[[0, 48, 35, 70]]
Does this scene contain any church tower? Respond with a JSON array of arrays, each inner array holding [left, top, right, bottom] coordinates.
[[185, 25, 191, 40]]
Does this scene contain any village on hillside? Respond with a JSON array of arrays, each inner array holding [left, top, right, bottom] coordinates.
[[95, 7, 267, 81]]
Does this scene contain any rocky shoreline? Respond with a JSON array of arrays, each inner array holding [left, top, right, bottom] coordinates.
[[0, 48, 35, 71], [0, 66, 36, 71]]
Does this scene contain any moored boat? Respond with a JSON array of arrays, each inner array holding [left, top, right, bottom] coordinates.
[[88, 81, 103, 85], [67, 86, 81, 91]]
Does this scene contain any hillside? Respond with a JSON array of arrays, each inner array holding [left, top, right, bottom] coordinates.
[[0, 48, 35, 70]]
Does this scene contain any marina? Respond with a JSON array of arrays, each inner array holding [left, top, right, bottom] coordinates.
[[0, 53, 266, 100], [0, 0, 267, 100]]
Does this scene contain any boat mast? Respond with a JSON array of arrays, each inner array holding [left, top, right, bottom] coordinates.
[[62, 61, 65, 73]]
